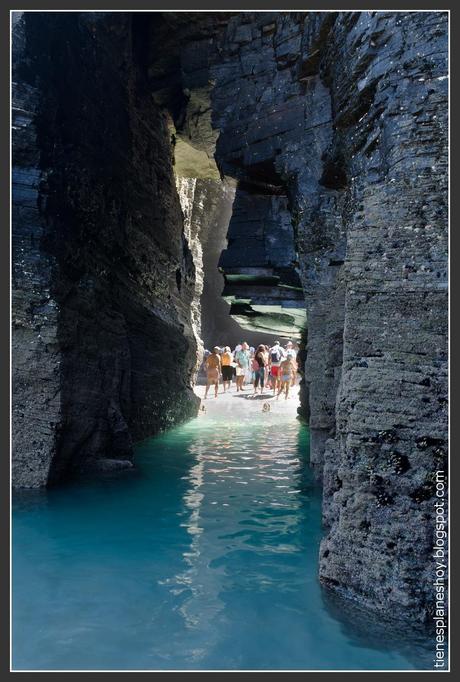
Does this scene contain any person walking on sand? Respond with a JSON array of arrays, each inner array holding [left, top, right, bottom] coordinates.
[[269, 340, 284, 394], [263, 345, 271, 388], [285, 340, 298, 386], [233, 344, 243, 391], [277, 353, 297, 400], [204, 346, 221, 399], [221, 346, 234, 393], [235, 342, 250, 392], [244, 347, 254, 385], [251, 350, 259, 393], [254, 344, 269, 395]]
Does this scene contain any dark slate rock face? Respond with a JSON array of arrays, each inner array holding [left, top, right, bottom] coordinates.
[[12, 12, 200, 486], [218, 188, 307, 338], [211, 11, 448, 622], [210, 16, 308, 339], [12, 14, 61, 488]]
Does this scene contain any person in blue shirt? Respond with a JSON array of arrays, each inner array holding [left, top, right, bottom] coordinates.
[[234, 342, 250, 392]]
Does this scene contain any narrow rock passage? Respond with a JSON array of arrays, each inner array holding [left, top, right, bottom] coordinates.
[[13, 386, 431, 670]]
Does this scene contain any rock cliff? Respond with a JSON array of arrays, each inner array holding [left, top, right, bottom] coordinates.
[[209, 11, 448, 623], [12, 12, 202, 486]]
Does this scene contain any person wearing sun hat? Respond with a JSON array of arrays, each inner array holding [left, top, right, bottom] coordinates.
[[221, 346, 234, 392]]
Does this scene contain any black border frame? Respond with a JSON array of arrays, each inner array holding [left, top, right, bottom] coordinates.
[[3, 1, 455, 679]]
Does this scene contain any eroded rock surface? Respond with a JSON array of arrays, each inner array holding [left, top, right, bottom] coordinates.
[[210, 11, 448, 622], [12, 12, 202, 485]]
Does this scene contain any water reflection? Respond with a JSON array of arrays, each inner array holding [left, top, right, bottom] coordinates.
[[160, 421, 308, 657], [12, 408, 434, 670]]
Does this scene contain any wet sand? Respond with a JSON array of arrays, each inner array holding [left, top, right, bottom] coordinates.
[[194, 382, 301, 418]]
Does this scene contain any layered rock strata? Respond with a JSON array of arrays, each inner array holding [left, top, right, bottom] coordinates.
[[210, 11, 448, 622], [174, 176, 278, 350], [12, 12, 202, 486]]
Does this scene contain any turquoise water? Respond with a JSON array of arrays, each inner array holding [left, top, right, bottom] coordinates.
[[13, 404, 432, 670]]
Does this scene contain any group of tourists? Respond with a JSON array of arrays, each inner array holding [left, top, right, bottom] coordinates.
[[202, 340, 300, 400]]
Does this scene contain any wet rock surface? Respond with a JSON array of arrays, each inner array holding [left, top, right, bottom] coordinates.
[[12, 12, 201, 486], [12, 14, 61, 488], [209, 11, 448, 622]]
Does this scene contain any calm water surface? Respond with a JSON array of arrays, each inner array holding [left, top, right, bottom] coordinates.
[[13, 396, 432, 670]]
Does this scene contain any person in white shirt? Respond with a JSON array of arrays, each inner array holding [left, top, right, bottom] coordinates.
[[284, 341, 298, 386], [268, 341, 285, 394]]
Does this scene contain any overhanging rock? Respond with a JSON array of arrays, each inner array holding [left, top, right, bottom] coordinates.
[[218, 186, 306, 338]]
